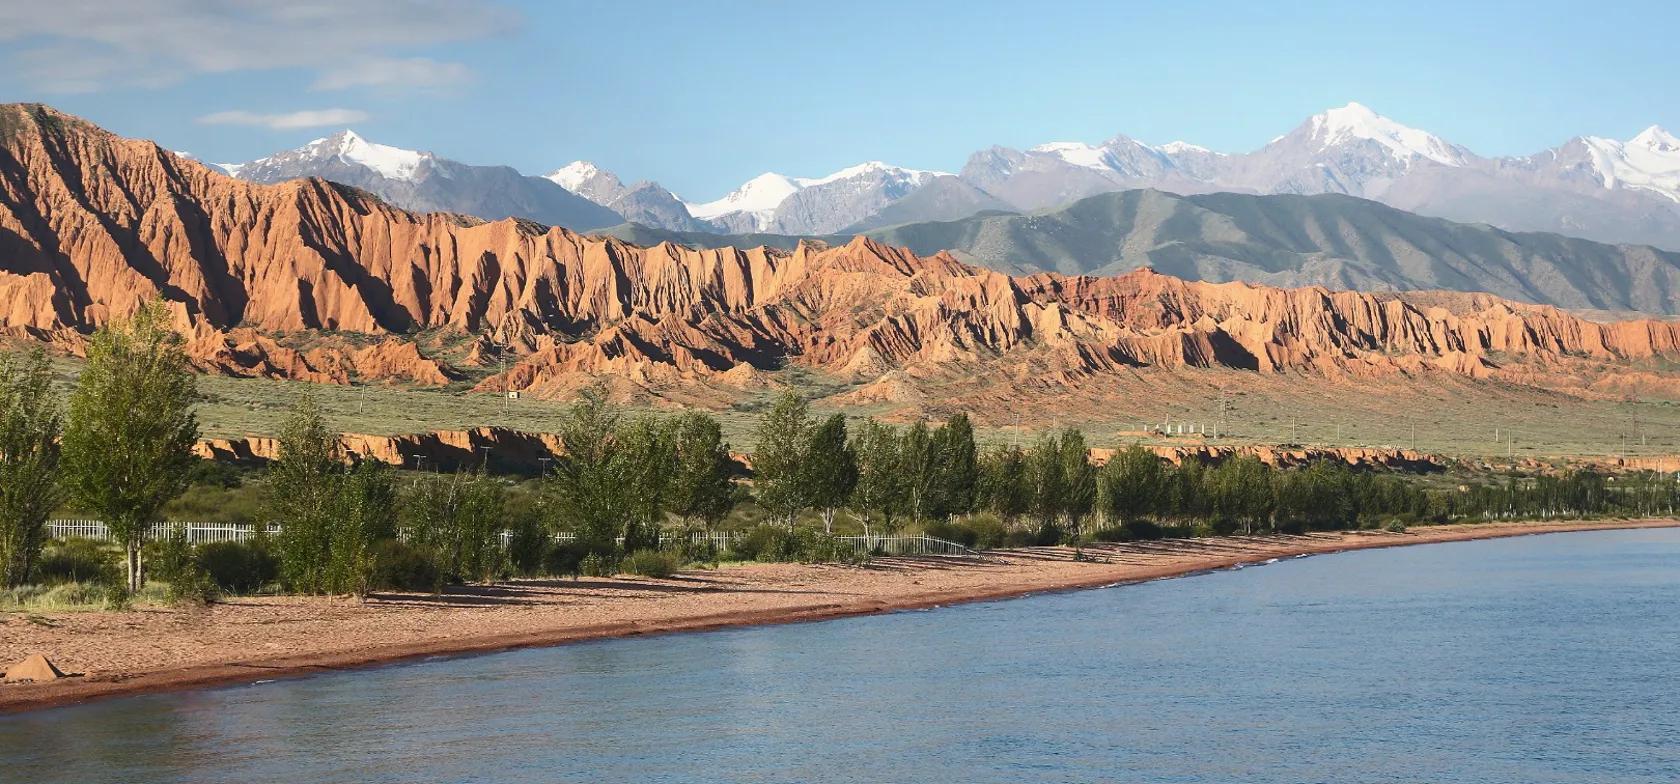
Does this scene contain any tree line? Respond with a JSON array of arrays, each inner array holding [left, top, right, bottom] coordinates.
[[6, 306, 1679, 598]]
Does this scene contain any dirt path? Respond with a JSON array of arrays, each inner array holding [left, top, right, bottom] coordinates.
[[4, 519, 1675, 714]]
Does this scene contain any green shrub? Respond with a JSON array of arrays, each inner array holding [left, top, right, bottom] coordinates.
[[369, 539, 437, 592], [35, 538, 114, 584], [507, 519, 548, 577], [146, 528, 219, 604], [198, 540, 279, 594], [734, 525, 798, 562], [1384, 520, 1408, 533], [923, 521, 977, 548], [543, 542, 586, 579], [796, 534, 867, 566], [622, 549, 680, 578], [579, 552, 617, 577]]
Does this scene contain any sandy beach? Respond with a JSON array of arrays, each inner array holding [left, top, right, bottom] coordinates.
[[3, 519, 1675, 714]]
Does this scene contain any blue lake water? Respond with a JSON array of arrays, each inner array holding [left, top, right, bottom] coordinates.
[[4, 528, 1679, 783]]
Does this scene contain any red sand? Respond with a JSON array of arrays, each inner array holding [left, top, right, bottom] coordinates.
[[3, 519, 1674, 714]]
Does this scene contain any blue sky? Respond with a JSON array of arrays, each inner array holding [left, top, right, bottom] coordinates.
[[2, 0, 1676, 201]]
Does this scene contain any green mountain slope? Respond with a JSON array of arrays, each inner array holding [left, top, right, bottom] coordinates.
[[595, 189, 1680, 314]]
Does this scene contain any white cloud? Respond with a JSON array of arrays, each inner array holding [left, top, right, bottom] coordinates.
[[0, 0, 519, 94], [197, 109, 374, 130]]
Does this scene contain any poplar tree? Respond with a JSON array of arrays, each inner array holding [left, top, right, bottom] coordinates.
[[930, 413, 978, 518], [268, 394, 343, 593], [668, 412, 737, 533], [544, 389, 632, 556], [0, 350, 63, 587], [753, 390, 813, 528], [63, 301, 199, 593], [804, 414, 856, 533], [1099, 444, 1163, 526], [849, 418, 904, 536], [1059, 428, 1097, 540], [977, 444, 1028, 526]]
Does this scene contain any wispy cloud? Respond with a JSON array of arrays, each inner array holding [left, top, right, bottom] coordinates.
[[0, 0, 519, 94], [197, 109, 374, 131]]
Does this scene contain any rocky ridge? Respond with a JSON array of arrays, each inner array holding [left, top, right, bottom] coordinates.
[[7, 104, 1680, 409]]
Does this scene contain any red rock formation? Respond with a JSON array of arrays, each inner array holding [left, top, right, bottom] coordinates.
[[9, 103, 1680, 407]]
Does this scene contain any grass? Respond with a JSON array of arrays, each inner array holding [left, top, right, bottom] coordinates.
[[28, 350, 1680, 462], [0, 582, 171, 613]]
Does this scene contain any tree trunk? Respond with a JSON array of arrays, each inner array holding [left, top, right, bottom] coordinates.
[[822, 507, 835, 534], [126, 543, 143, 593]]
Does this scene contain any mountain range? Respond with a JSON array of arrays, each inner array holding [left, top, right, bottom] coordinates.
[[9, 102, 1680, 423], [220, 102, 1680, 251], [599, 189, 1680, 315]]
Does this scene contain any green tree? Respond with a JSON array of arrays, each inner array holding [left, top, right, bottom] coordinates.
[[616, 414, 675, 551], [0, 350, 63, 588], [406, 468, 506, 587], [901, 420, 937, 525], [849, 419, 904, 536], [1098, 444, 1163, 527], [977, 444, 1028, 526], [929, 413, 978, 518], [753, 390, 813, 528], [1059, 429, 1097, 540], [267, 394, 343, 594], [328, 460, 397, 599], [1025, 432, 1066, 531], [805, 413, 857, 533], [668, 412, 737, 533], [63, 302, 200, 593], [543, 389, 633, 556]]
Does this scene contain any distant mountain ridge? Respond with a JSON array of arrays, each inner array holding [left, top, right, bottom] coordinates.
[[597, 188, 1680, 315], [218, 102, 1680, 254]]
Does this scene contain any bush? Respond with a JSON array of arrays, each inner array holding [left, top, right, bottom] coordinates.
[[622, 549, 680, 578], [35, 538, 115, 584], [579, 552, 617, 578], [732, 525, 799, 562], [198, 541, 279, 594], [507, 519, 548, 578], [369, 539, 437, 592], [543, 542, 587, 579], [146, 528, 219, 604], [1384, 520, 1408, 533]]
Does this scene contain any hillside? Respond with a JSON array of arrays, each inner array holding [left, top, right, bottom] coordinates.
[[8, 103, 1680, 428]]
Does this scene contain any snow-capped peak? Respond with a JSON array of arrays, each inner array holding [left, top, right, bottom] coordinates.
[[546, 160, 602, 191], [1305, 102, 1468, 167], [1031, 141, 1112, 170], [1156, 141, 1214, 155], [685, 162, 948, 225], [1630, 125, 1679, 153], [293, 130, 428, 182], [686, 172, 804, 221], [1581, 126, 1680, 202]]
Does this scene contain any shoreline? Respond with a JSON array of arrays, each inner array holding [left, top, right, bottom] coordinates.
[[4, 518, 1676, 715]]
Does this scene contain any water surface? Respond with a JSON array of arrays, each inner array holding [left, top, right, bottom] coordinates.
[[5, 528, 1679, 783]]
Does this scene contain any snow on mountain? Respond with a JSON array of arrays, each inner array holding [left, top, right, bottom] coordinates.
[[685, 162, 949, 229], [687, 172, 805, 222], [306, 130, 428, 181], [1582, 126, 1680, 202], [1305, 102, 1469, 167], [1156, 141, 1216, 155], [1030, 142, 1113, 170], [545, 160, 601, 191]]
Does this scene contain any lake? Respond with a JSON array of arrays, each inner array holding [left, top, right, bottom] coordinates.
[[4, 528, 1678, 783]]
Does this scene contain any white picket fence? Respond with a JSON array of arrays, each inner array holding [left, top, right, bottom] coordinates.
[[47, 520, 277, 545], [49, 520, 977, 557], [838, 534, 980, 557]]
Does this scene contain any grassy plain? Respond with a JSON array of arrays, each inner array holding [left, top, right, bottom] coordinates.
[[34, 353, 1680, 461]]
